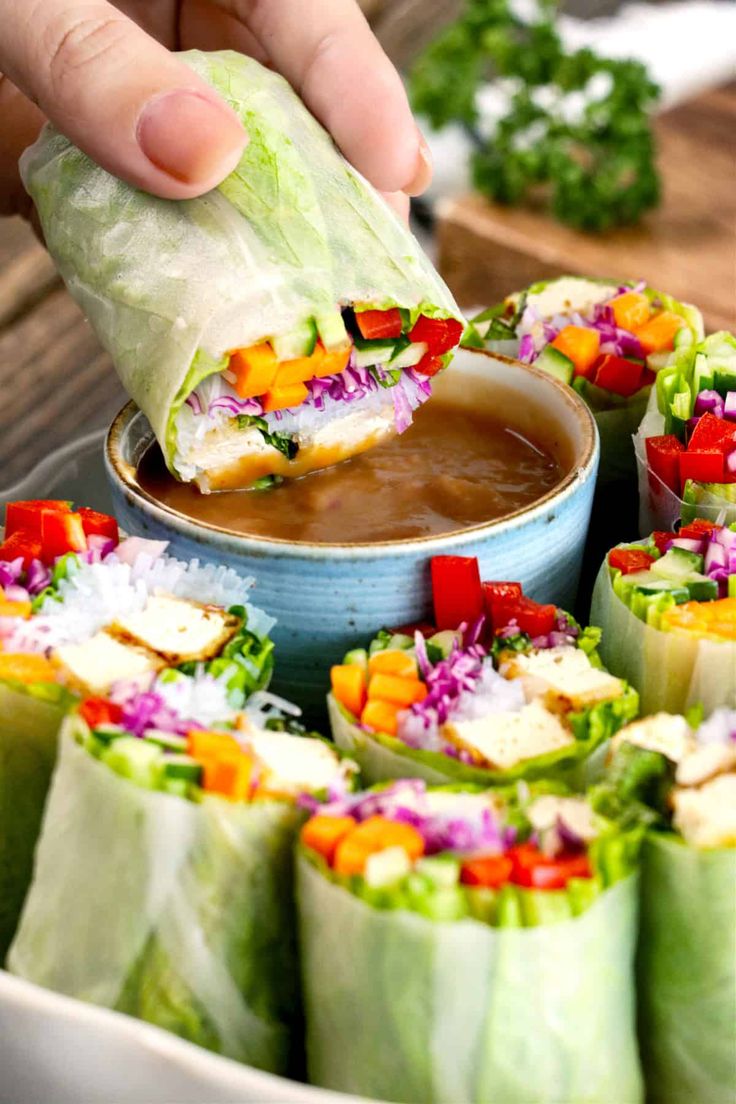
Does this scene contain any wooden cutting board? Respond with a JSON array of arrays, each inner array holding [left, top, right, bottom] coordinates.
[[437, 83, 736, 332]]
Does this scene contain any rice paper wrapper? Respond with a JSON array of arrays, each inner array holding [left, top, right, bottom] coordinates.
[[637, 834, 736, 1104], [590, 563, 736, 716], [0, 682, 73, 961], [8, 726, 304, 1073], [329, 694, 624, 791], [594, 394, 649, 485], [297, 855, 643, 1104], [21, 50, 460, 473]]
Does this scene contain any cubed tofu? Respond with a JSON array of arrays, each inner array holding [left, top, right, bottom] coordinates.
[[111, 594, 241, 664], [527, 795, 599, 843], [611, 713, 696, 764], [501, 646, 624, 712], [443, 699, 573, 770], [53, 631, 164, 695], [244, 728, 347, 798], [672, 773, 736, 848]]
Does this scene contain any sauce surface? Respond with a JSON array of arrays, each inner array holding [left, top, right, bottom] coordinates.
[[138, 400, 563, 544]]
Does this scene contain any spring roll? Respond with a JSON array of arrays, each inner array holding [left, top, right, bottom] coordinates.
[[467, 277, 702, 483], [21, 50, 464, 492], [298, 779, 643, 1103], [0, 499, 273, 958], [329, 577, 637, 787], [590, 520, 736, 715], [635, 331, 736, 532], [592, 710, 736, 1103], [9, 688, 356, 1073]]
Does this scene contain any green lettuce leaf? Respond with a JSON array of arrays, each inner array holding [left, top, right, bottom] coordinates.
[[7, 725, 305, 1074], [21, 50, 461, 474]]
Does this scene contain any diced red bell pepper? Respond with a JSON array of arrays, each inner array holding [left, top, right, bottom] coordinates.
[[508, 843, 592, 889], [608, 547, 656, 575], [409, 315, 463, 355], [79, 697, 123, 729], [460, 853, 513, 888], [482, 581, 523, 628], [679, 450, 725, 488], [0, 530, 42, 570], [41, 511, 87, 561], [645, 435, 685, 493], [4, 499, 71, 540], [431, 556, 484, 631], [78, 507, 119, 544], [652, 531, 676, 555], [355, 308, 403, 341], [679, 519, 719, 539], [687, 412, 736, 454], [413, 352, 445, 377], [493, 595, 557, 637], [593, 354, 645, 398]]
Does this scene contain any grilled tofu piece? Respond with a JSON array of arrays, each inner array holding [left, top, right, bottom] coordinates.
[[111, 594, 241, 664], [501, 646, 624, 713], [443, 699, 573, 771], [672, 773, 736, 848], [238, 726, 348, 799], [611, 713, 696, 764], [53, 631, 165, 695]]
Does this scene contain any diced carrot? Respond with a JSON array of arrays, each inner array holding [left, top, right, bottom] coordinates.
[[301, 815, 357, 863], [276, 345, 325, 387], [229, 343, 279, 400], [318, 345, 351, 378], [262, 382, 309, 413], [368, 650, 418, 680], [661, 597, 736, 641], [0, 653, 58, 684], [330, 664, 367, 718], [634, 311, 684, 355], [550, 325, 600, 378], [333, 814, 425, 876], [360, 699, 400, 736], [0, 598, 32, 619], [609, 291, 651, 332], [367, 672, 428, 707], [202, 753, 254, 800], [187, 729, 240, 761]]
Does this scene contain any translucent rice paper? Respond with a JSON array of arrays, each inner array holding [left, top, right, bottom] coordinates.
[[21, 50, 460, 474], [9, 727, 305, 1073], [590, 564, 736, 716], [637, 834, 736, 1104], [0, 682, 72, 961], [297, 856, 643, 1104], [634, 429, 736, 536]]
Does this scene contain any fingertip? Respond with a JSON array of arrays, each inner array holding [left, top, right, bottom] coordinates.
[[404, 131, 433, 198]]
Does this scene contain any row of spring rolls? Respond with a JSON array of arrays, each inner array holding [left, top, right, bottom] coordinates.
[[4, 536, 733, 1100]]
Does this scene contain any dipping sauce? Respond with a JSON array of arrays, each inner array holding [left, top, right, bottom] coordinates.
[[137, 400, 562, 544]]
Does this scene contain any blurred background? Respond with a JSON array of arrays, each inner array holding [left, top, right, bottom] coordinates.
[[0, 0, 734, 484]]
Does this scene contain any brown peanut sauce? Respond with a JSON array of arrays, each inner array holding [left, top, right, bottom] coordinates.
[[137, 399, 562, 544]]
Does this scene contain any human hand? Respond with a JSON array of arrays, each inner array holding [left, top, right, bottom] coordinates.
[[0, 0, 431, 219]]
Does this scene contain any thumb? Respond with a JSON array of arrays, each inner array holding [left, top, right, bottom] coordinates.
[[0, 0, 248, 198]]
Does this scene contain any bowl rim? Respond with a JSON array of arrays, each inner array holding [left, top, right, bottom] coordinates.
[[105, 349, 599, 559]]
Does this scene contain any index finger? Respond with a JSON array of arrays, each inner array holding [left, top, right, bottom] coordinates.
[[223, 0, 431, 195]]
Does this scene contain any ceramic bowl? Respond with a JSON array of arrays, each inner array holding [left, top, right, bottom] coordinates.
[[105, 349, 599, 716]]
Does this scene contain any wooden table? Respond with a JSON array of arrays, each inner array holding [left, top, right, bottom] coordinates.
[[0, 81, 733, 487], [437, 83, 736, 332]]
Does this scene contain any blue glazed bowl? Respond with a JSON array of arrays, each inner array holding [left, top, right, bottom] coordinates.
[[105, 349, 598, 716]]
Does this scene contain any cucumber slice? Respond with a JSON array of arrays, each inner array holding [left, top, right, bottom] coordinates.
[[390, 341, 427, 370], [162, 754, 202, 782], [271, 319, 318, 361], [686, 578, 720, 602], [651, 547, 705, 581], [91, 724, 125, 745], [427, 629, 462, 658], [101, 737, 162, 789], [729, 576, 736, 599], [534, 345, 574, 386], [144, 729, 188, 752], [343, 648, 368, 672], [316, 312, 350, 352], [352, 340, 397, 369]]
